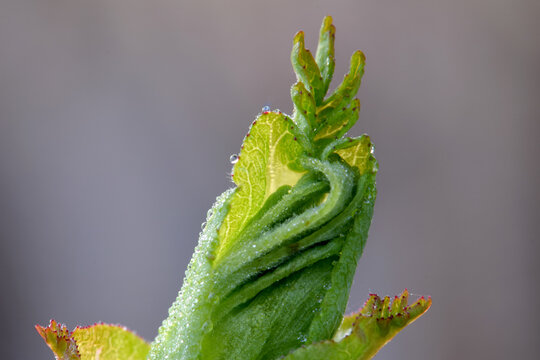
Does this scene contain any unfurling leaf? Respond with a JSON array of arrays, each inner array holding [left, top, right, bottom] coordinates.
[[36, 320, 80, 360], [37, 15, 430, 360], [148, 16, 383, 360], [36, 320, 149, 360], [283, 290, 432, 360]]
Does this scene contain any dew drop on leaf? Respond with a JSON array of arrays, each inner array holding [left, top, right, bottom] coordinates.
[[230, 154, 239, 164], [323, 282, 332, 290]]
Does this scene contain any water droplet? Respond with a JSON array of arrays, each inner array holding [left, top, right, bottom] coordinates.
[[297, 334, 308, 343], [273, 108, 281, 113], [262, 105, 270, 112], [201, 221, 207, 230], [323, 283, 332, 290], [202, 321, 212, 332], [230, 154, 239, 164], [370, 145, 375, 154]]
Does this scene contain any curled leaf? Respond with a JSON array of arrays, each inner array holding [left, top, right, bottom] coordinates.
[[149, 16, 379, 360]]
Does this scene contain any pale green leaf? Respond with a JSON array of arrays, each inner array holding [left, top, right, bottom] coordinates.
[[216, 111, 305, 262], [36, 320, 149, 360]]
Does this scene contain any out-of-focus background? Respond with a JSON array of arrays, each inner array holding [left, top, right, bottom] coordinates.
[[1, 1, 539, 359]]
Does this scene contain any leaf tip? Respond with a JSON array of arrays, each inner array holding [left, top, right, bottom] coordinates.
[[293, 31, 305, 45], [36, 319, 80, 360], [321, 16, 335, 33], [354, 49, 366, 63]]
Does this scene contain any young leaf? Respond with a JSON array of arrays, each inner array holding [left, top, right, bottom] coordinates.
[[283, 290, 432, 360], [315, 52, 365, 139], [315, 16, 336, 97], [36, 320, 149, 360], [36, 320, 80, 360], [291, 31, 325, 104], [216, 111, 305, 262], [37, 16, 430, 360], [148, 16, 382, 360]]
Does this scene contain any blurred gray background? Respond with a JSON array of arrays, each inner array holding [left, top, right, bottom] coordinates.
[[1, 0, 539, 359]]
